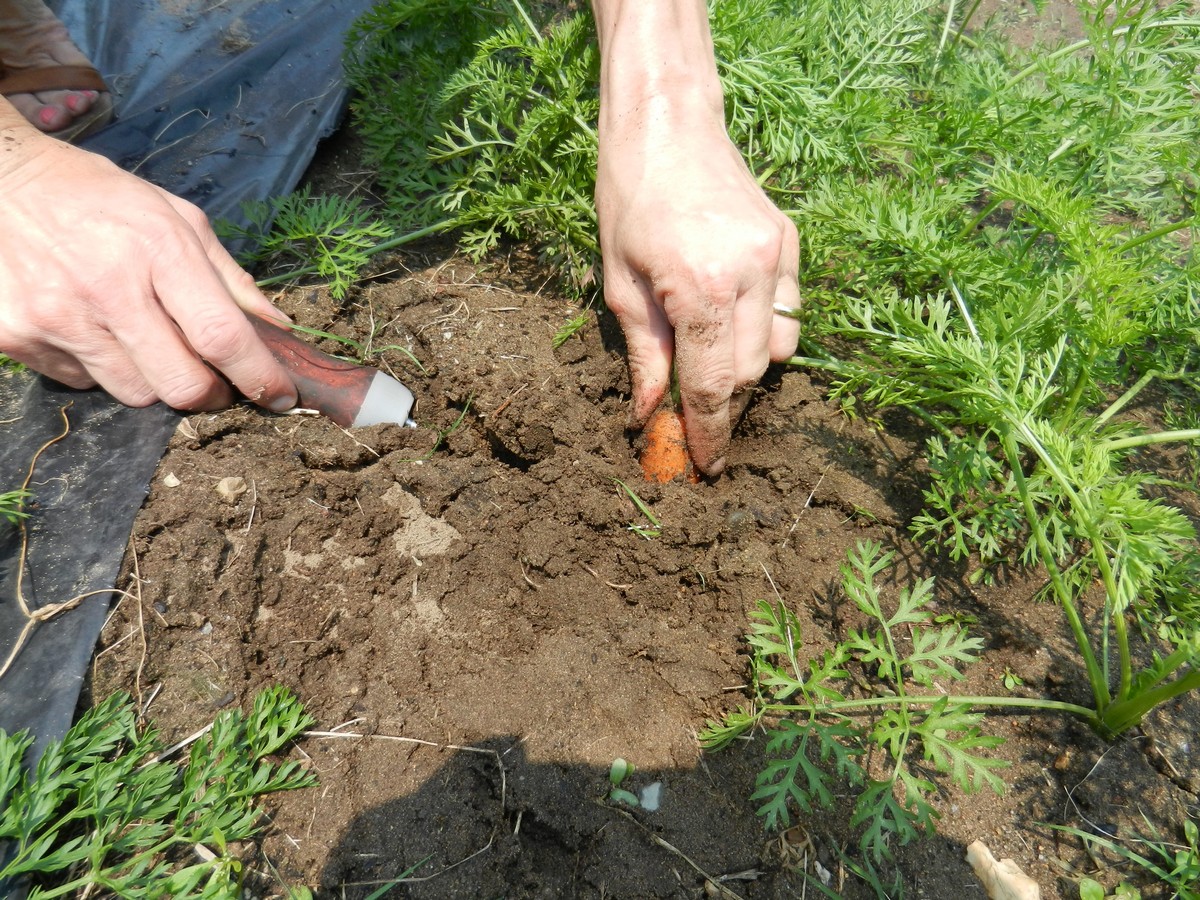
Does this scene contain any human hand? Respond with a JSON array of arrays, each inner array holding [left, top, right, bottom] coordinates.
[[595, 109, 800, 476], [0, 118, 297, 412]]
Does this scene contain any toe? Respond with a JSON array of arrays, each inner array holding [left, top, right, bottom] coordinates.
[[31, 95, 70, 131], [65, 90, 96, 113], [11, 89, 96, 133]]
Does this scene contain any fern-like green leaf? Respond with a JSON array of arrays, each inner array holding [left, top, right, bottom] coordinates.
[[916, 699, 1008, 795], [904, 624, 985, 685], [751, 719, 847, 829], [851, 775, 937, 863]]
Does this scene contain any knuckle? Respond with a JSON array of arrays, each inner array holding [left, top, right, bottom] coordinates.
[[95, 364, 159, 407], [691, 266, 741, 305], [169, 196, 208, 230], [155, 369, 223, 411], [143, 225, 191, 265], [64, 374, 101, 391], [112, 384, 160, 408], [686, 378, 734, 415], [737, 350, 770, 387], [186, 313, 252, 363], [225, 265, 261, 295], [741, 220, 789, 263]]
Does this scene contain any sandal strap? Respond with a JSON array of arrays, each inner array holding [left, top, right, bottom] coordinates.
[[0, 64, 107, 96]]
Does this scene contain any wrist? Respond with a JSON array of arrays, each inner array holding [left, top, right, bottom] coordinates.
[[592, 0, 726, 133]]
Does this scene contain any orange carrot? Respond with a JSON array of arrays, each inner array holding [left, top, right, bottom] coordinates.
[[640, 407, 701, 483]]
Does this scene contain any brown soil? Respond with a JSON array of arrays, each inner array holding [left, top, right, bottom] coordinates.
[[88, 240, 1198, 899], [88, 4, 1199, 898]]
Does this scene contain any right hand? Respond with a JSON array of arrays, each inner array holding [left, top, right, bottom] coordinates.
[[0, 118, 297, 412], [595, 110, 800, 475]]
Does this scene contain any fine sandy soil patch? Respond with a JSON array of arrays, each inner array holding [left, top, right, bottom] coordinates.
[[90, 242, 1197, 899]]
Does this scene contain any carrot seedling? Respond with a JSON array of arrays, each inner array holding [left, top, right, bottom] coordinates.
[[607, 758, 640, 807], [613, 479, 662, 539]]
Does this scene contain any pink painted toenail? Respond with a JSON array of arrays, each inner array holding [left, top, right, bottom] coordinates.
[[38, 107, 58, 126]]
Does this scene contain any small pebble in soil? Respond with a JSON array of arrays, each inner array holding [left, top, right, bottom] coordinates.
[[215, 476, 248, 503], [638, 782, 663, 812], [724, 508, 753, 532]]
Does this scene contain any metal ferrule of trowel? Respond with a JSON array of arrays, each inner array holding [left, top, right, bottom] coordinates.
[[247, 314, 417, 428]]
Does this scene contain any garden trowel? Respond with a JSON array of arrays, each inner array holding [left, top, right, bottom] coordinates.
[[248, 315, 417, 428]]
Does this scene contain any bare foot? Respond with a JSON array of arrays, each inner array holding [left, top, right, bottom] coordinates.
[[0, 0, 109, 136]]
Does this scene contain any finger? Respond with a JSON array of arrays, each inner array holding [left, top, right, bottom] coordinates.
[[768, 284, 802, 362], [729, 279, 773, 390], [173, 196, 293, 325], [150, 224, 298, 412], [12, 328, 195, 409], [604, 264, 674, 428], [106, 302, 234, 410], [677, 376, 734, 477], [769, 227, 802, 361], [729, 387, 753, 424], [672, 297, 737, 477], [2, 343, 97, 391]]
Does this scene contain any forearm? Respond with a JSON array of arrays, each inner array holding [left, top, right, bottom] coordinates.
[[590, 0, 725, 133]]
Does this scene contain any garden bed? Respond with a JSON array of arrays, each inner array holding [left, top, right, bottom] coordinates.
[[88, 240, 1197, 898], [86, 0, 1200, 896]]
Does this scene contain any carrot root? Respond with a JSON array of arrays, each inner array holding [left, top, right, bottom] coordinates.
[[639, 407, 700, 483]]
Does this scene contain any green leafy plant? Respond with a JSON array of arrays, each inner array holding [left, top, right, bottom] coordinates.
[[0, 489, 29, 525], [552, 311, 589, 349], [346, 0, 600, 289], [343, 1, 505, 227], [219, 189, 394, 299], [702, 542, 1029, 863], [607, 758, 639, 807], [0, 686, 316, 898], [1056, 813, 1199, 900], [1079, 878, 1143, 900], [613, 478, 662, 539], [1000, 667, 1024, 692], [782, 0, 1200, 739]]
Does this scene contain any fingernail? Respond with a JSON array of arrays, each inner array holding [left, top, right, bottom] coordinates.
[[268, 394, 298, 413]]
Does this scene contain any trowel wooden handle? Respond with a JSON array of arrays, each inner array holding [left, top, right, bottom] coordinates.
[[248, 315, 373, 427]]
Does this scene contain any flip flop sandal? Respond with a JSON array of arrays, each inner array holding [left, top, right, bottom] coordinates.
[[0, 62, 114, 143]]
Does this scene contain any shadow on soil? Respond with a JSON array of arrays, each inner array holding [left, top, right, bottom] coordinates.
[[313, 735, 994, 899]]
